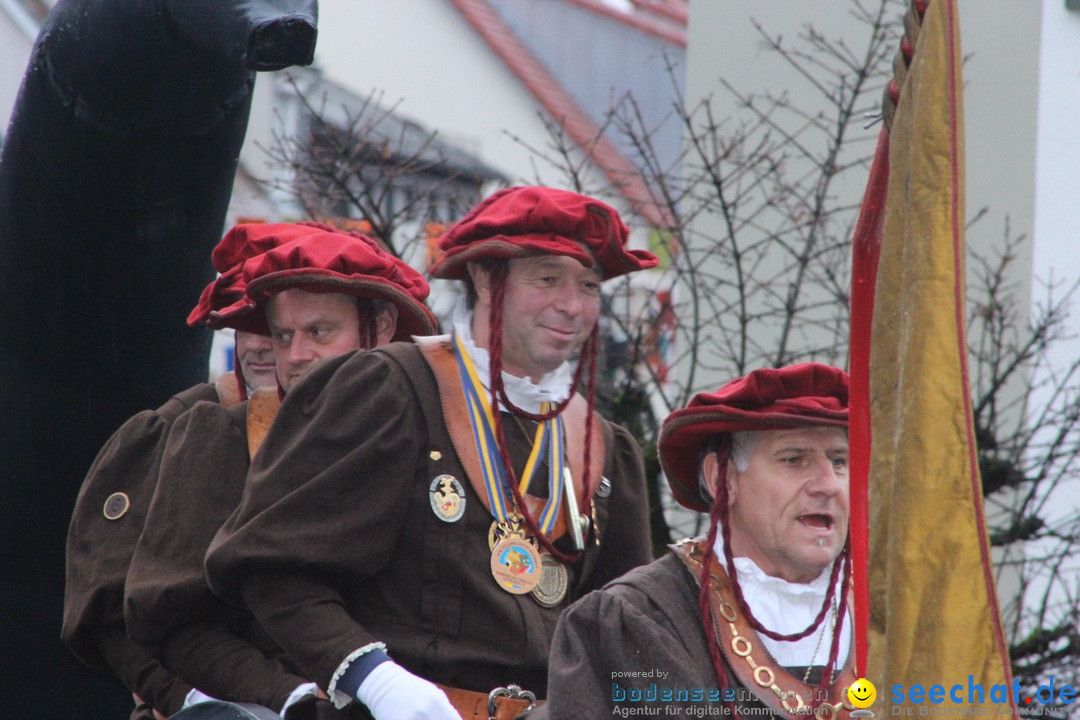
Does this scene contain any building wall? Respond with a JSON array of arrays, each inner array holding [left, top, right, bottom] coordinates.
[[677, 1, 889, 399], [1034, 0, 1080, 383], [232, 68, 286, 222], [684, 0, 1046, 629], [1027, 0, 1080, 628], [961, 0, 1040, 302], [0, 0, 37, 135], [0, 0, 603, 194], [684, 0, 1040, 388], [309, 0, 589, 189]]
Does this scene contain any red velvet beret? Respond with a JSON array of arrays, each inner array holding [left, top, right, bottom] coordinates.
[[211, 222, 322, 274], [210, 227, 437, 342], [187, 222, 340, 327], [429, 186, 659, 280], [187, 264, 246, 327], [658, 363, 849, 512]]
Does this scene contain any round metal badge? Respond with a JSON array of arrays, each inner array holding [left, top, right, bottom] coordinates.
[[103, 492, 131, 520], [531, 553, 570, 607], [596, 476, 613, 498], [429, 474, 466, 523], [490, 537, 541, 594]]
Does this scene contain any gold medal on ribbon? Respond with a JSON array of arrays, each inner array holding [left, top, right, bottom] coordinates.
[[530, 552, 570, 607], [488, 510, 530, 551], [490, 537, 541, 594], [453, 333, 569, 594]]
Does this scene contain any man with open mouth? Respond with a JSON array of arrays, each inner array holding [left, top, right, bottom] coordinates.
[[530, 363, 861, 719]]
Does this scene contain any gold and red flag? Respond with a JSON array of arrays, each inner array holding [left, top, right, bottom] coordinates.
[[849, 0, 1016, 711]]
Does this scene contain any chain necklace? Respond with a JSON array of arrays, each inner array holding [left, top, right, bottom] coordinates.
[[802, 595, 839, 684]]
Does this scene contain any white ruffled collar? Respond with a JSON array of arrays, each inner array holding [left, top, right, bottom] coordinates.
[[710, 532, 849, 668], [712, 533, 836, 600]]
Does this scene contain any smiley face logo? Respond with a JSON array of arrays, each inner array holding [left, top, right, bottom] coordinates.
[[848, 678, 876, 709]]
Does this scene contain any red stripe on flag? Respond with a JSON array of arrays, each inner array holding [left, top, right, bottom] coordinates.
[[849, 126, 890, 679]]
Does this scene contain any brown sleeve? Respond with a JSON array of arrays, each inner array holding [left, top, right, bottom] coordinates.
[[157, 621, 308, 710], [125, 400, 308, 709], [94, 628, 192, 716], [576, 420, 652, 595], [62, 383, 216, 710], [205, 348, 426, 689], [63, 409, 173, 668], [126, 401, 250, 644], [534, 557, 713, 720]]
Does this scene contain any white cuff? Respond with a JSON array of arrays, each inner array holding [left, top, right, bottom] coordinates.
[[327, 641, 387, 710], [280, 681, 319, 715], [182, 688, 217, 709]]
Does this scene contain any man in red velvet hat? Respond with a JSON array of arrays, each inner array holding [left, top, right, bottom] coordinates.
[[62, 223, 295, 720], [123, 223, 437, 720], [204, 186, 659, 720], [530, 363, 858, 720]]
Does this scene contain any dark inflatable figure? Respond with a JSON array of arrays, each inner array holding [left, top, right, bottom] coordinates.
[[0, 1, 316, 716]]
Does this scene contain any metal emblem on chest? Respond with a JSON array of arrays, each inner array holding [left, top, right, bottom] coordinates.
[[596, 476, 612, 498], [429, 474, 466, 523], [103, 492, 131, 520], [530, 553, 569, 607]]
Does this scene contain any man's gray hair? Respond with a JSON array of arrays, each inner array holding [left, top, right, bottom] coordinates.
[[730, 430, 760, 473], [696, 431, 761, 505]]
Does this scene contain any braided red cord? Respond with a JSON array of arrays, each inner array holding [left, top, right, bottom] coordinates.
[[358, 299, 377, 350], [488, 275, 589, 423], [484, 262, 596, 564], [815, 539, 851, 700], [697, 435, 742, 718]]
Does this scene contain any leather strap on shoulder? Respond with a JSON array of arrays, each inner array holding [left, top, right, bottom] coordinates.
[[246, 386, 281, 460], [671, 539, 857, 718], [215, 371, 243, 409]]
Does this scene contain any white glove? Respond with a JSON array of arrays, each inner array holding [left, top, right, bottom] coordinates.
[[356, 660, 458, 720], [281, 681, 320, 715], [181, 688, 217, 708]]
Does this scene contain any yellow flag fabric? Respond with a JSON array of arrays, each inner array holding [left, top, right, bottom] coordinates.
[[867, 0, 1015, 711]]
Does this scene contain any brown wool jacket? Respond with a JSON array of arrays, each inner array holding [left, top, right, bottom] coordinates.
[[63, 383, 218, 717], [528, 554, 717, 720], [530, 550, 856, 720], [125, 397, 313, 713], [205, 341, 652, 704]]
